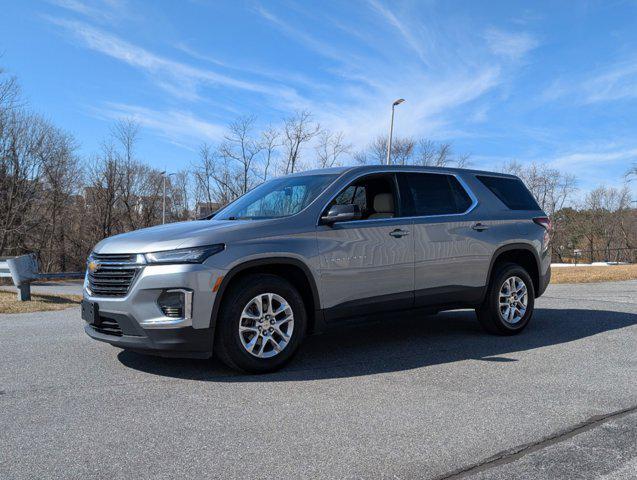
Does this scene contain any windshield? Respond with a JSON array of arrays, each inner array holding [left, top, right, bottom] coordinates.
[[215, 174, 337, 220]]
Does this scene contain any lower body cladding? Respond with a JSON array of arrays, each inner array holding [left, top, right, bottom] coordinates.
[[83, 263, 224, 359]]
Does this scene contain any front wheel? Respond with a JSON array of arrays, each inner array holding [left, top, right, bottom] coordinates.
[[214, 274, 307, 373], [476, 263, 535, 335]]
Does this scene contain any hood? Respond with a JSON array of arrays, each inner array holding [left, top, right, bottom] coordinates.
[[93, 220, 242, 254]]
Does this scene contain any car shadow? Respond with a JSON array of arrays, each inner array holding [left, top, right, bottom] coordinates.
[[117, 307, 637, 382]]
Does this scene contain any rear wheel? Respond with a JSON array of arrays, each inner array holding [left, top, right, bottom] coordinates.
[[214, 274, 307, 373], [476, 263, 535, 335]]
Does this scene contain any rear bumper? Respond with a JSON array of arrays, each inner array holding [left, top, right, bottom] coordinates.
[[84, 311, 213, 359], [537, 259, 551, 298]]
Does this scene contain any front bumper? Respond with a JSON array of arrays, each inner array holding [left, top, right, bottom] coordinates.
[[84, 311, 213, 358], [83, 262, 226, 358]]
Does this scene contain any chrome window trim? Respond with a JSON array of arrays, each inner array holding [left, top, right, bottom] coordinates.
[[316, 168, 479, 226]]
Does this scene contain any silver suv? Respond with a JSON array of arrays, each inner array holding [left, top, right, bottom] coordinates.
[[82, 165, 551, 373]]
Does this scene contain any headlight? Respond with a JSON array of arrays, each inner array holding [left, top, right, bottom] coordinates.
[[144, 244, 225, 264]]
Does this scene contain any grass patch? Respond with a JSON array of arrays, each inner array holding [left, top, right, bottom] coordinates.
[[551, 264, 637, 284], [0, 289, 82, 314]]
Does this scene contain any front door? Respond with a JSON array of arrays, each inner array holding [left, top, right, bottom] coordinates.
[[316, 173, 414, 320]]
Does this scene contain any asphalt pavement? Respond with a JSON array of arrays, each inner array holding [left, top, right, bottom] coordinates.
[[1, 280, 636, 479]]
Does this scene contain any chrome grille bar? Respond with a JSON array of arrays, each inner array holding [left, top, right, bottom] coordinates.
[[86, 253, 144, 297]]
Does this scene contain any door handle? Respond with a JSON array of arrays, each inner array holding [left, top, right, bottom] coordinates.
[[389, 229, 409, 238], [472, 223, 489, 232]]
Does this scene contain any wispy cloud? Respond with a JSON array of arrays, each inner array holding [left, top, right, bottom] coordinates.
[[580, 60, 637, 103], [366, 0, 433, 65], [542, 58, 637, 104], [95, 102, 226, 147], [484, 28, 539, 60], [549, 145, 637, 194], [49, 2, 550, 170], [46, 16, 301, 102], [175, 42, 328, 92], [47, 0, 129, 24], [253, 5, 357, 65], [251, 1, 510, 147], [550, 146, 637, 170]]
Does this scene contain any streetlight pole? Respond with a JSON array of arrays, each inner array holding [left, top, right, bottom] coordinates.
[[161, 170, 174, 225], [162, 172, 166, 224], [386, 98, 405, 165]]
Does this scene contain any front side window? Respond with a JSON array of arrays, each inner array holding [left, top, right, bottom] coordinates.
[[326, 173, 397, 220], [216, 174, 337, 220], [398, 173, 473, 216], [331, 185, 367, 213]]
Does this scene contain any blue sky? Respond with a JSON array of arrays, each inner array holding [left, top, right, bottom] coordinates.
[[2, 0, 636, 197]]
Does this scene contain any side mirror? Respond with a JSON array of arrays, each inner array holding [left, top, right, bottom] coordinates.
[[320, 204, 362, 225]]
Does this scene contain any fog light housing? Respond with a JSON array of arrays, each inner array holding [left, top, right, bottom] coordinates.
[[157, 289, 193, 320]]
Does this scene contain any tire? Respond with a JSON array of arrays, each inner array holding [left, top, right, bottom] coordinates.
[[476, 262, 535, 335], [214, 274, 307, 373]]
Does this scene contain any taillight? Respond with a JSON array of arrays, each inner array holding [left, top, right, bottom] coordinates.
[[533, 216, 551, 231], [533, 216, 552, 249]]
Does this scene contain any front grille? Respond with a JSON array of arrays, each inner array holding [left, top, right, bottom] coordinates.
[[87, 253, 142, 297], [92, 317, 123, 336]]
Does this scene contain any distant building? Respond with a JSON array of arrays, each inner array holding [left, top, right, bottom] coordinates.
[[195, 202, 222, 218]]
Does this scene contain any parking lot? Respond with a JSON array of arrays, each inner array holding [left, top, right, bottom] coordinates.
[[1, 280, 636, 479]]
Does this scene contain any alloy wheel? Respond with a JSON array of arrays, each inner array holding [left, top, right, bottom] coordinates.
[[498, 276, 528, 324], [238, 293, 294, 358]]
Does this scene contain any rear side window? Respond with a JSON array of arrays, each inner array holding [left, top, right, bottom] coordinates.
[[398, 173, 473, 216], [477, 175, 540, 210]]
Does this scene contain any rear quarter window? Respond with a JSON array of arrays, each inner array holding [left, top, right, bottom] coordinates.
[[476, 175, 541, 211]]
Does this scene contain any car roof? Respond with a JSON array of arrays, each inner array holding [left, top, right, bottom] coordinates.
[[287, 164, 517, 179]]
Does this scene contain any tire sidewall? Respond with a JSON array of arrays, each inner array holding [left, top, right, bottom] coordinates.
[[218, 275, 307, 372], [489, 265, 535, 333]]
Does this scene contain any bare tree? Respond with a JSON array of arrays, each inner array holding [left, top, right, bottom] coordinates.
[[502, 161, 577, 216], [85, 142, 124, 242], [315, 130, 351, 168], [111, 118, 140, 164], [192, 143, 238, 206], [0, 68, 20, 110], [260, 125, 281, 181], [354, 135, 388, 165], [170, 169, 192, 221], [282, 110, 320, 174], [355, 136, 467, 168], [35, 127, 80, 271], [415, 140, 458, 167], [392, 137, 415, 165], [110, 119, 146, 229], [455, 153, 471, 168], [218, 115, 263, 194], [0, 110, 50, 256]]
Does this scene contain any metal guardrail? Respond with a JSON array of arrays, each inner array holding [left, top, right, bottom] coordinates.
[[553, 247, 636, 265], [0, 254, 83, 301]]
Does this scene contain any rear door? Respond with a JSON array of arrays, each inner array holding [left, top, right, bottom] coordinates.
[[397, 172, 492, 308], [316, 173, 414, 320]]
